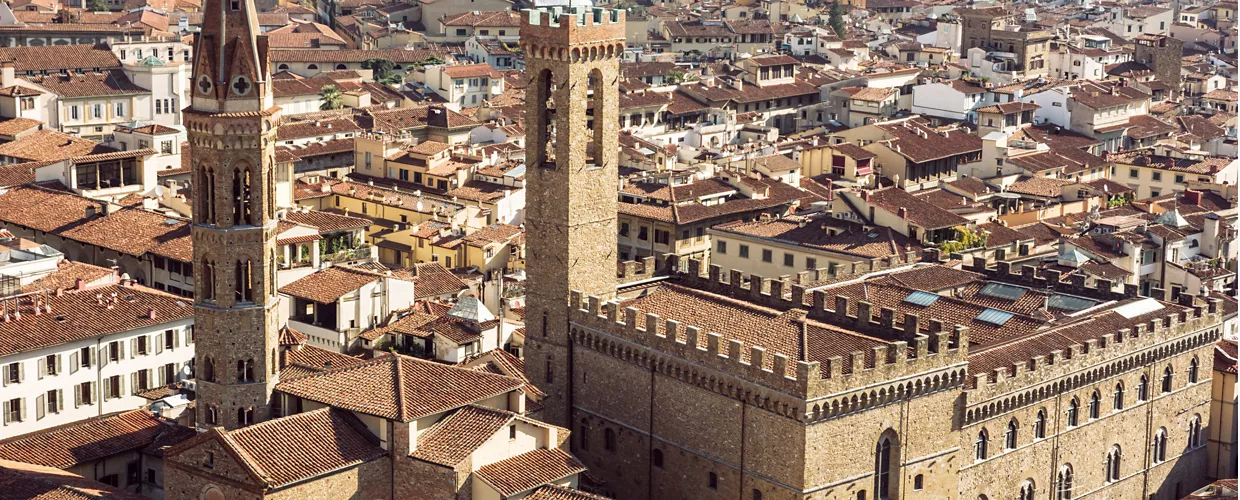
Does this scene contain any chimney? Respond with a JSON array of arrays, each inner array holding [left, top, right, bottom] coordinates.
[[75, 278, 85, 290], [1, 62, 14, 88], [147, 308, 157, 319], [860, 190, 870, 202], [1184, 189, 1202, 206], [898, 207, 908, 219]]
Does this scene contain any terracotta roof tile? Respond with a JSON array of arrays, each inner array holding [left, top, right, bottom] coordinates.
[[283, 209, 370, 233], [280, 266, 384, 304], [275, 117, 361, 141], [866, 187, 970, 230], [0, 130, 111, 162], [526, 485, 612, 500], [275, 353, 523, 421], [0, 410, 192, 469], [409, 262, 468, 299], [221, 408, 387, 488], [0, 44, 120, 72], [59, 208, 189, 259], [475, 448, 586, 497], [411, 405, 513, 466], [0, 184, 100, 233], [0, 459, 146, 499], [0, 117, 42, 136], [0, 282, 192, 357], [713, 215, 920, 260]]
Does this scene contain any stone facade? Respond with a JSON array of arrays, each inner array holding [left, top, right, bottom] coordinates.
[[187, 0, 284, 431], [1133, 35, 1185, 101], [960, 9, 1052, 75], [520, 6, 627, 429]]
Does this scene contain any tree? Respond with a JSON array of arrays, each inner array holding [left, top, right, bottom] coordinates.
[[829, 0, 847, 39], [88, 0, 109, 11], [319, 85, 343, 110], [362, 58, 403, 85]]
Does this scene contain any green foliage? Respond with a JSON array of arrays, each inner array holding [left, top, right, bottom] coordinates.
[[88, 0, 109, 11], [1107, 193, 1133, 208], [362, 58, 403, 85], [319, 85, 343, 110], [936, 226, 989, 254], [829, 0, 847, 39], [667, 71, 685, 84]]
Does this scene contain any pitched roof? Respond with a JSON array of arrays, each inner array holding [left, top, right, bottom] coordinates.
[[283, 209, 370, 233], [0, 184, 101, 233], [475, 448, 586, 497], [874, 121, 982, 163], [58, 208, 189, 260], [0, 459, 145, 499], [713, 215, 920, 260], [0, 410, 193, 469], [0, 129, 111, 162], [0, 44, 120, 72], [526, 485, 612, 500], [410, 405, 514, 466], [279, 266, 384, 304], [0, 282, 192, 358], [439, 10, 521, 26], [866, 187, 970, 230], [275, 353, 524, 421], [213, 408, 387, 488]]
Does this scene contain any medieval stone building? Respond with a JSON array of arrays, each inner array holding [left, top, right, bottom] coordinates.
[[522, 8, 1226, 500]]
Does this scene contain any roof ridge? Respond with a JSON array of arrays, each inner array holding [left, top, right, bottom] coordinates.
[[393, 353, 408, 421], [216, 427, 273, 486]]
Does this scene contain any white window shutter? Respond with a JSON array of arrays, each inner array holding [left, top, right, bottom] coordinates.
[[130, 338, 137, 357], [2, 364, 7, 387], [74, 385, 81, 408], [18, 399, 25, 422], [70, 352, 78, 374], [55, 355, 62, 375], [103, 380, 111, 402], [56, 390, 63, 413], [174, 329, 181, 348], [35, 394, 44, 420], [118, 341, 125, 360], [90, 347, 97, 367], [2, 400, 8, 425], [17, 362, 23, 383], [130, 372, 138, 394], [156, 333, 164, 354], [37, 357, 45, 379], [158, 367, 166, 386]]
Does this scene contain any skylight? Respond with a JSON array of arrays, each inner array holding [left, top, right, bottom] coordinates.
[[1113, 298, 1165, 319], [1047, 294, 1097, 312], [975, 308, 1015, 326], [904, 290, 941, 307], [980, 282, 1026, 301]]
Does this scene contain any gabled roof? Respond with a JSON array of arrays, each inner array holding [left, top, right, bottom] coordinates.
[[275, 353, 524, 421], [410, 405, 516, 466], [168, 408, 386, 489], [0, 410, 193, 469], [475, 448, 586, 497], [0, 459, 145, 499], [279, 266, 385, 304]]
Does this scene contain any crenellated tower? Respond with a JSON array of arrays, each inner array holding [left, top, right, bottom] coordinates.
[[520, 6, 625, 427], [187, 0, 282, 430]]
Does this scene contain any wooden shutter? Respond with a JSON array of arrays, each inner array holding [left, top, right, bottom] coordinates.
[[90, 347, 97, 367], [35, 394, 44, 420], [2, 400, 8, 425], [155, 333, 164, 354], [130, 338, 138, 357], [70, 352, 79, 374], [74, 384, 81, 408], [37, 357, 45, 379], [56, 390, 63, 413], [2, 364, 7, 387], [18, 399, 25, 422], [101, 347, 109, 367], [174, 329, 181, 348], [130, 372, 138, 395], [17, 362, 23, 383], [158, 366, 166, 386], [55, 355, 62, 375]]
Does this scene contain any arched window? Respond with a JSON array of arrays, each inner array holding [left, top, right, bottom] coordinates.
[[1056, 464, 1073, 500], [857, 492, 866, 500], [708, 472, 718, 490], [307, 64, 318, 70], [1005, 419, 1019, 450], [1188, 357, 1199, 384], [1189, 415, 1202, 448], [202, 167, 215, 224], [913, 474, 924, 490], [1113, 382, 1124, 410], [588, 68, 606, 168], [604, 428, 616, 452], [1067, 398, 1080, 427], [1035, 409, 1047, 439], [1153, 428, 1168, 463], [236, 359, 245, 382], [231, 167, 250, 225], [1019, 480, 1035, 500], [237, 407, 245, 426], [1138, 375, 1149, 401], [235, 259, 253, 303], [875, 433, 893, 499], [652, 448, 664, 469], [1105, 445, 1121, 482], [1162, 365, 1174, 393], [203, 357, 215, 382], [1089, 391, 1101, 419], [245, 359, 254, 382], [974, 429, 988, 461], [277, 63, 288, 71], [202, 259, 215, 300], [752, 490, 763, 500], [335, 63, 347, 70], [578, 419, 588, 450], [205, 405, 217, 424]]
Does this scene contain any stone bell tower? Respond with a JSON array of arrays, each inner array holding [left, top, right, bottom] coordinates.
[[187, 0, 282, 430], [520, 6, 625, 427]]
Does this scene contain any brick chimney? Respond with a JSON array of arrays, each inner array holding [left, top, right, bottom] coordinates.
[[147, 308, 157, 320], [1184, 189, 1202, 206], [898, 207, 908, 219]]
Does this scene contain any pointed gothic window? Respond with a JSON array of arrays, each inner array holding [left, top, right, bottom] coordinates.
[[202, 260, 215, 301], [1162, 365, 1174, 393], [1114, 382, 1125, 410], [1153, 428, 1168, 462], [1188, 357, 1199, 384], [203, 357, 215, 382], [1105, 445, 1121, 482], [1056, 464, 1073, 500], [875, 433, 894, 499], [202, 167, 215, 224], [1189, 415, 1202, 448], [1138, 375, 1149, 401], [235, 259, 253, 303], [1035, 408, 1047, 439]]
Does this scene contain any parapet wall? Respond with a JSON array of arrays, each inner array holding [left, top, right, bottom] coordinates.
[[521, 7, 626, 47], [967, 296, 1224, 417], [930, 249, 1139, 302]]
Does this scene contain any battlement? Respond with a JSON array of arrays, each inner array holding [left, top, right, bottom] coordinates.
[[929, 249, 1138, 302], [968, 296, 1224, 406], [520, 7, 626, 49], [575, 257, 969, 406]]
